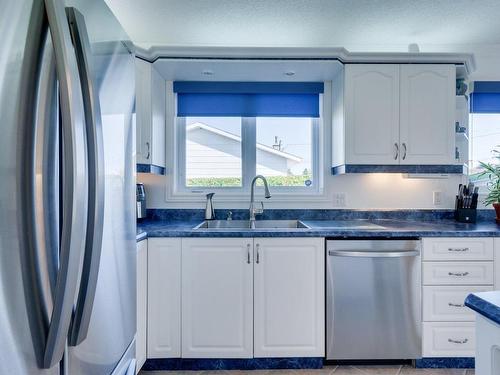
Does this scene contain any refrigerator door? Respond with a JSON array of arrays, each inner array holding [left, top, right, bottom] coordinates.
[[2, 0, 88, 372], [65, 1, 136, 374], [0, 2, 59, 373]]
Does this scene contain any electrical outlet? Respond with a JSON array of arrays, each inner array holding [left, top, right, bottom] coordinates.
[[433, 191, 443, 206], [333, 192, 346, 207]]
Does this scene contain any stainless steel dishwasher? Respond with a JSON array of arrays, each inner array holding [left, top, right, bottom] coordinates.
[[326, 239, 421, 360]]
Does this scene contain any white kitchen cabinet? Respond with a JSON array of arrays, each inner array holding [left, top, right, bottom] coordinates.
[[422, 237, 494, 261], [181, 238, 254, 358], [332, 64, 456, 169], [344, 64, 400, 165], [147, 238, 181, 358], [253, 238, 325, 357], [136, 240, 148, 373], [422, 237, 495, 358], [399, 65, 455, 165], [135, 58, 166, 170], [423, 322, 475, 357]]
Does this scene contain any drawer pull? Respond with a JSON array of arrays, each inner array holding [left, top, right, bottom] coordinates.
[[448, 338, 468, 344], [448, 271, 469, 277], [448, 302, 465, 308], [448, 247, 469, 252]]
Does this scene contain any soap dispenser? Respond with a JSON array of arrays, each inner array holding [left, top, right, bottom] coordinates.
[[205, 193, 215, 220]]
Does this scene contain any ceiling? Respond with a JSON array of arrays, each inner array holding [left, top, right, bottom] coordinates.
[[104, 0, 500, 79], [105, 0, 500, 49]]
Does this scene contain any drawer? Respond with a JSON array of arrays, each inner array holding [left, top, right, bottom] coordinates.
[[423, 285, 493, 322], [423, 261, 494, 285], [423, 322, 475, 357], [422, 237, 493, 261]]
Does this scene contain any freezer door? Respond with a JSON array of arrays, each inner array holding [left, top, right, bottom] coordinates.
[[65, 0, 136, 374]]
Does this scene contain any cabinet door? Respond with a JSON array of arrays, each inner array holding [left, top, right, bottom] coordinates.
[[135, 59, 166, 168], [147, 238, 181, 358], [135, 58, 152, 165], [136, 240, 147, 373], [254, 238, 325, 357], [400, 65, 455, 164], [345, 64, 400, 164], [182, 238, 253, 358]]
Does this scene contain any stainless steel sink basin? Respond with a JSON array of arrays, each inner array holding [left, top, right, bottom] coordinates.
[[193, 219, 310, 230]]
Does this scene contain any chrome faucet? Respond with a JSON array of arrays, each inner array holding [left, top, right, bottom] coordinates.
[[205, 192, 215, 220], [249, 175, 271, 229]]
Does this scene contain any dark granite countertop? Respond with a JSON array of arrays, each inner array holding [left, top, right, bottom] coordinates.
[[136, 218, 500, 240], [465, 291, 500, 326]]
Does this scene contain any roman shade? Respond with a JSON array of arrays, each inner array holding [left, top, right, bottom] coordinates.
[[470, 81, 500, 113], [174, 81, 324, 117]]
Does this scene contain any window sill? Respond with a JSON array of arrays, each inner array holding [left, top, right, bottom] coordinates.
[[165, 188, 330, 204]]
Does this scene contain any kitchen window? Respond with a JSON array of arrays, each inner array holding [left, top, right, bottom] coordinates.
[[469, 82, 500, 189], [173, 82, 323, 195]]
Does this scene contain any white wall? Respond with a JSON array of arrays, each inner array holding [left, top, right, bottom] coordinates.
[[138, 172, 467, 209]]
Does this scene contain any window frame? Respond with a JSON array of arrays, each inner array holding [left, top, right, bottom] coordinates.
[[174, 115, 322, 196]]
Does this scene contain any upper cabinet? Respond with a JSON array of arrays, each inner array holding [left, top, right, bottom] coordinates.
[[333, 63, 458, 172], [135, 58, 166, 174], [344, 65, 400, 165], [399, 65, 455, 165]]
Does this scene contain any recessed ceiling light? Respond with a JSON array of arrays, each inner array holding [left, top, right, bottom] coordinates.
[[284, 71, 295, 76], [202, 70, 214, 76]]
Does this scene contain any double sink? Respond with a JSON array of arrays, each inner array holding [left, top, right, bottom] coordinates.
[[193, 219, 386, 231], [193, 219, 310, 230]]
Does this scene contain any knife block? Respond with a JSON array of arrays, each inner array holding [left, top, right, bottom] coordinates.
[[455, 208, 477, 223]]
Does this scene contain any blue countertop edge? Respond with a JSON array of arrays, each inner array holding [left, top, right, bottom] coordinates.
[[136, 218, 500, 241], [465, 292, 500, 326]]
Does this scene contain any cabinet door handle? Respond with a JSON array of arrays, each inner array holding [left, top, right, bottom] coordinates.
[[448, 247, 469, 252], [448, 271, 469, 277], [402, 143, 407, 160], [448, 302, 465, 308], [246, 244, 251, 264], [256, 244, 260, 264], [394, 143, 399, 160], [448, 338, 468, 344], [145, 141, 150, 159]]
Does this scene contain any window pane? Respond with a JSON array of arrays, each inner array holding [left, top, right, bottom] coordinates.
[[256, 117, 313, 187], [185, 117, 242, 187], [469, 113, 500, 185]]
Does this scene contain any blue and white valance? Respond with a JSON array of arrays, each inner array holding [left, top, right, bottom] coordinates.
[[174, 81, 324, 118], [470, 81, 500, 113]]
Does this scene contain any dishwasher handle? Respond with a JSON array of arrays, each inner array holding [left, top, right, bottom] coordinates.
[[328, 250, 420, 258]]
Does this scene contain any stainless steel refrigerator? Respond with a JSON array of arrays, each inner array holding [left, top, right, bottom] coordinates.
[[0, 0, 136, 374]]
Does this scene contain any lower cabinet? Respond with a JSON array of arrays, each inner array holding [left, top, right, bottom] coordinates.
[[136, 240, 147, 373], [421, 237, 495, 358], [147, 238, 182, 358], [147, 237, 325, 359], [180, 237, 325, 359], [253, 238, 325, 357], [182, 238, 254, 358]]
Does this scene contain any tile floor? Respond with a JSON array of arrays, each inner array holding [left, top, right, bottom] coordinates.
[[140, 366, 475, 375]]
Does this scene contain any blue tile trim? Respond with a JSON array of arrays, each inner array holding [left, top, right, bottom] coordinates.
[[136, 163, 166, 175], [415, 357, 474, 368], [331, 164, 466, 175], [142, 357, 323, 371], [465, 293, 500, 325], [147, 208, 496, 222]]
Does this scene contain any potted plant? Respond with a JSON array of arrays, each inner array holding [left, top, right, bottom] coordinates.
[[479, 147, 500, 222]]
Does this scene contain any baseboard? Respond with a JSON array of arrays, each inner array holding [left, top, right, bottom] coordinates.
[[141, 357, 323, 371], [415, 357, 475, 368]]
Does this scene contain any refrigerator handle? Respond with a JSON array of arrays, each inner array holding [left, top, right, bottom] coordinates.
[[43, 0, 89, 369], [66, 7, 106, 348]]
